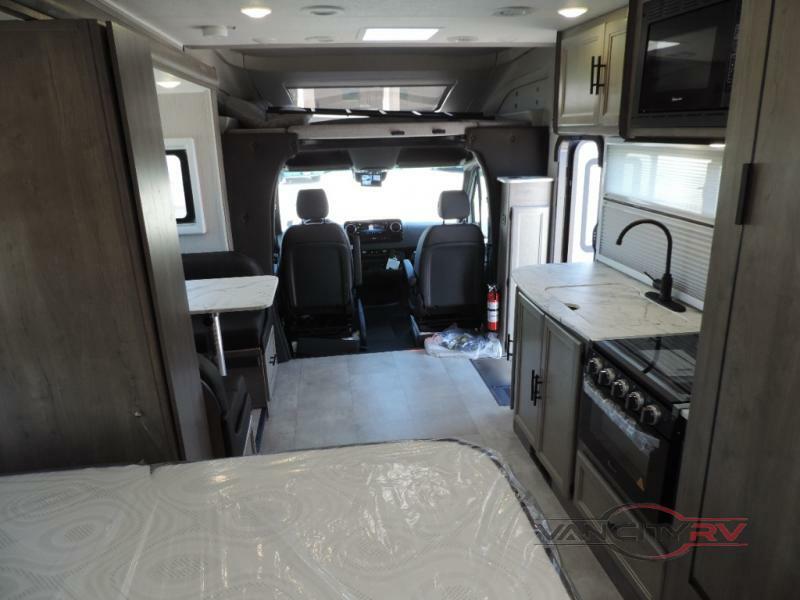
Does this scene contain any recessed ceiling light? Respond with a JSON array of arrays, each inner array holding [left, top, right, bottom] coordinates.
[[493, 6, 533, 17], [709, 143, 726, 149], [301, 5, 345, 16], [305, 35, 335, 43], [241, 6, 271, 18], [558, 7, 588, 18], [448, 35, 478, 43], [362, 28, 440, 42], [156, 80, 181, 89]]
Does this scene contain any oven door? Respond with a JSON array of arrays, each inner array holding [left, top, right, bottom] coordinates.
[[579, 377, 670, 509], [638, 0, 740, 114]]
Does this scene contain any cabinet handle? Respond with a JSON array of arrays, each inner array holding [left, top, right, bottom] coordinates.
[[269, 355, 278, 366], [505, 334, 513, 360], [590, 55, 607, 95], [530, 371, 543, 405]]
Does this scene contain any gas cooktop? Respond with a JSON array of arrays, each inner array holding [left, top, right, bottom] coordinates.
[[594, 333, 700, 405]]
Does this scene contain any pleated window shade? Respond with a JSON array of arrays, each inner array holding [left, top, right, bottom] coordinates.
[[604, 143, 724, 221]]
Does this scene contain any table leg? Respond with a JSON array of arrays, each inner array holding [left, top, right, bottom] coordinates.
[[211, 312, 227, 376]]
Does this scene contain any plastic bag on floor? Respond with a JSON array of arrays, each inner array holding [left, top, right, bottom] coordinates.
[[424, 325, 503, 360]]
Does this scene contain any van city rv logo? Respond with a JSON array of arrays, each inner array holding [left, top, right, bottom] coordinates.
[[538, 503, 748, 560]]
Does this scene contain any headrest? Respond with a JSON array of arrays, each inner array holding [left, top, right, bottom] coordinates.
[[437, 190, 470, 221], [297, 189, 329, 221]]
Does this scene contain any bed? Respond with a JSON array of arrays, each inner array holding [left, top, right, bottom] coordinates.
[[0, 440, 575, 599]]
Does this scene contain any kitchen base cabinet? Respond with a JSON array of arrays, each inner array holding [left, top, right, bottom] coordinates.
[[574, 451, 665, 600], [512, 290, 584, 498], [513, 293, 546, 450], [538, 318, 583, 497]]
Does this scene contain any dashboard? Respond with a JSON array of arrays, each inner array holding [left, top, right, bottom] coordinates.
[[344, 219, 404, 244]]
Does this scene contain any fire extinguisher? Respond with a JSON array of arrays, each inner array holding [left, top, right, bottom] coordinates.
[[487, 284, 500, 333]]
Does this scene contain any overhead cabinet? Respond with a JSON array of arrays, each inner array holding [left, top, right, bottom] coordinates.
[[513, 291, 583, 497], [555, 8, 628, 134]]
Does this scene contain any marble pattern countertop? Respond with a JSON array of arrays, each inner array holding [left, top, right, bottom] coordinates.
[[185, 275, 279, 315], [512, 262, 702, 342]]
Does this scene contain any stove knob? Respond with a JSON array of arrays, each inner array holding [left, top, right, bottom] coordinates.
[[625, 391, 645, 412], [640, 404, 662, 426], [611, 379, 630, 399], [587, 357, 604, 376], [597, 368, 617, 386]]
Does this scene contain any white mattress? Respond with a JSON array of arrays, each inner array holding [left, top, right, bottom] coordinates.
[[0, 440, 573, 599]]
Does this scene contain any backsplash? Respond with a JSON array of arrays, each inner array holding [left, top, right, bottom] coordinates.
[[597, 199, 713, 309]]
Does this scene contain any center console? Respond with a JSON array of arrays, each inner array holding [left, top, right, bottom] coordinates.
[[344, 219, 404, 244]]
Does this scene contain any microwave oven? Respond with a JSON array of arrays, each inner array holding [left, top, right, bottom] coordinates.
[[629, 0, 741, 132]]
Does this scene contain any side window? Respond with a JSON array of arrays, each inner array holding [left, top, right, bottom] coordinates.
[[166, 150, 194, 223], [165, 139, 205, 234], [468, 168, 490, 242], [567, 140, 601, 263]]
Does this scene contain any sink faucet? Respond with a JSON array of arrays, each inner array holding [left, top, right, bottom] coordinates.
[[615, 219, 686, 313]]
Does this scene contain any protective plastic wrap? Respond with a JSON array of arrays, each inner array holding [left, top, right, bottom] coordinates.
[[424, 326, 504, 359], [0, 440, 575, 600], [583, 376, 661, 452]]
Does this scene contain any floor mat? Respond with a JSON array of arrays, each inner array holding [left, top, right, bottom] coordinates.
[[364, 303, 416, 353], [471, 357, 513, 407]]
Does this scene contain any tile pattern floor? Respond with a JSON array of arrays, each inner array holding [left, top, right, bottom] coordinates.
[[261, 350, 623, 600]]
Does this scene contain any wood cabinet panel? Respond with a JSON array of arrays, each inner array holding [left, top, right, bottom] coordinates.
[[538, 317, 583, 497], [0, 20, 180, 471], [513, 293, 546, 450], [557, 23, 604, 128], [599, 14, 627, 128]]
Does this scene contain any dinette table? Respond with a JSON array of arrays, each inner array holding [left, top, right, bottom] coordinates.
[[185, 275, 279, 376]]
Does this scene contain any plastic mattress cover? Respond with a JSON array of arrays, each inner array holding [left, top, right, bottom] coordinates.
[[0, 439, 576, 600]]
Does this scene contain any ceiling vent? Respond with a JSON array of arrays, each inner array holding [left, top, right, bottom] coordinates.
[[493, 6, 533, 17], [301, 5, 345, 16]]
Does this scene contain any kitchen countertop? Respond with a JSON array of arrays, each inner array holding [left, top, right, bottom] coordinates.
[[512, 262, 702, 342]]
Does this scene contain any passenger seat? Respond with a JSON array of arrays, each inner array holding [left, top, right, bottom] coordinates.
[[404, 190, 485, 341]]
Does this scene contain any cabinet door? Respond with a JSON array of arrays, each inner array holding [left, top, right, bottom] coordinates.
[[598, 13, 627, 129], [557, 23, 604, 129], [538, 317, 583, 497], [513, 293, 546, 450]]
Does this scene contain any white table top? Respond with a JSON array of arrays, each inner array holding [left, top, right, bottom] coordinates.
[[185, 275, 278, 315]]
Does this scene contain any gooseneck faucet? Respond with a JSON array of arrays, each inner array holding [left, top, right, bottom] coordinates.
[[616, 219, 686, 313]]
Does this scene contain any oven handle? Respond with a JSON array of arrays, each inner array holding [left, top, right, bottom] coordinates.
[[583, 376, 661, 453]]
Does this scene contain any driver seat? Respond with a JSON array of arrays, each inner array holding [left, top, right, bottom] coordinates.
[[278, 189, 364, 355]]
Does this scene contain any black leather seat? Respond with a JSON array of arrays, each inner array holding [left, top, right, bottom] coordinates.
[[182, 251, 268, 353], [279, 189, 363, 352], [198, 354, 253, 457], [404, 190, 485, 336]]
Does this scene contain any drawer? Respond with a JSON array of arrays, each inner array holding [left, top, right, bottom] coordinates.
[[573, 451, 665, 600]]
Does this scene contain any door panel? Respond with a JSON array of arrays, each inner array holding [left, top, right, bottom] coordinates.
[[513, 294, 546, 450], [599, 14, 627, 128], [680, 1, 800, 597], [558, 24, 604, 128], [538, 317, 583, 497]]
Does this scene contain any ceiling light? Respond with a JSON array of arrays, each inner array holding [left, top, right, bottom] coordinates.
[[301, 5, 345, 16], [493, 6, 533, 17], [558, 7, 588, 18], [362, 28, 439, 42], [156, 79, 181, 89], [709, 143, 726, 149], [448, 35, 478, 43], [241, 6, 271, 19]]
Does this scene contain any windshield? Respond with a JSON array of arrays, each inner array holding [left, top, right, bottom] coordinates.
[[277, 167, 465, 229]]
